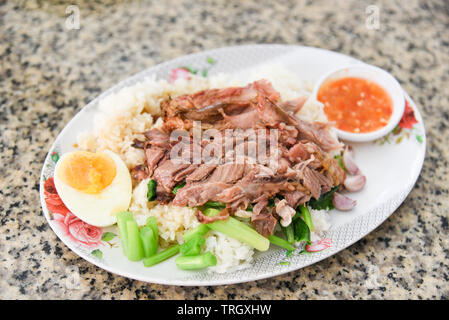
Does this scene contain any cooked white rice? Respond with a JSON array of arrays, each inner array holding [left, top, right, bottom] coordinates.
[[205, 230, 254, 273], [129, 178, 200, 245], [77, 66, 332, 273], [309, 208, 332, 241]]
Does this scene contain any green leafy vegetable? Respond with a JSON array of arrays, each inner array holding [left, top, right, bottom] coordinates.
[[203, 201, 226, 210], [143, 245, 180, 267], [268, 235, 296, 251], [291, 211, 302, 222], [308, 185, 339, 210], [91, 249, 103, 259], [299, 205, 314, 231], [180, 234, 205, 256], [147, 179, 157, 201], [293, 217, 311, 244], [202, 69, 208, 77], [172, 183, 185, 195], [279, 261, 290, 266], [282, 224, 295, 244], [175, 252, 217, 270], [101, 232, 117, 242]]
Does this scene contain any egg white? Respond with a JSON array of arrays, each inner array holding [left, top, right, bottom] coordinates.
[[54, 150, 132, 227]]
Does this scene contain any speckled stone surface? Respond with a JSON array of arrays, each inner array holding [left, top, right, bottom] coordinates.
[[1, 0, 448, 299]]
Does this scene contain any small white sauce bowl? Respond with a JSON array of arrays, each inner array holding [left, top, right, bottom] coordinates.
[[312, 64, 405, 142]]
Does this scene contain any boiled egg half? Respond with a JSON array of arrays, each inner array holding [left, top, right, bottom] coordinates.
[[53, 150, 132, 227]]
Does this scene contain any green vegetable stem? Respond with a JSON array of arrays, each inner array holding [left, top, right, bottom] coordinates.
[[143, 245, 180, 267], [126, 220, 144, 261], [282, 224, 295, 244], [183, 224, 210, 242], [203, 208, 269, 251], [115, 211, 135, 257], [268, 235, 296, 251], [175, 252, 217, 270], [146, 216, 159, 244], [299, 205, 314, 231], [140, 226, 157, 258]]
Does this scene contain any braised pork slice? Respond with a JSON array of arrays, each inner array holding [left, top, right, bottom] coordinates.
[[215, 179, 295, 211], [153, 160, 191, 193], [282, 190, 311, 208], [172, 182, 232, 207], [185, 164, 218, 183], [161, 80, 265, 126], [130, 79, 349, 237], [172, 162, 246, 207], [251, 209, 277, 237], [161, 80, 341, 152], [162, 80, 279, 131]]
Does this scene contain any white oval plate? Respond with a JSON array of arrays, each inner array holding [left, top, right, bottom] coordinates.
[[40, 45, 426, 286]]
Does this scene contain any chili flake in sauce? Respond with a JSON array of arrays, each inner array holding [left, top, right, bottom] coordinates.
[[317, 77, 393, 133]]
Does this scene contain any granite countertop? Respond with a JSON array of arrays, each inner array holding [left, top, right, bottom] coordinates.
[[1, 0, 448, 299]]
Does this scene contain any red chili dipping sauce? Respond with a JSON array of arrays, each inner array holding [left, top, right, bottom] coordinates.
[[317, 77, 393, 133]]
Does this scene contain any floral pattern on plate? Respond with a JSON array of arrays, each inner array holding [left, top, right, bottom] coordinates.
[[375, 100, 423, 145]]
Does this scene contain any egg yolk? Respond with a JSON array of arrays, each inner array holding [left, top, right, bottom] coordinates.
[[57, 151, 117, 194]]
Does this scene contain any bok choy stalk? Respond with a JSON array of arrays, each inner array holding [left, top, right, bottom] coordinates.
[[115, 211, 135, 257], [203, 208, 269, 251], [143, 245, 180, 267], [183, 224, 210, 242], [139, 226, 157, 258], [126, 220, 144, 261], [268, 235, 296, 251], [175, 252, 217, 270], [146, 216, 159, 244]]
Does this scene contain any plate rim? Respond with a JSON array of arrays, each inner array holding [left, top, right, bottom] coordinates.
[[39, 44, 426, 286]]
